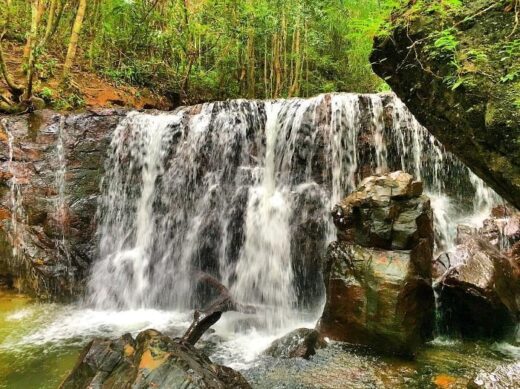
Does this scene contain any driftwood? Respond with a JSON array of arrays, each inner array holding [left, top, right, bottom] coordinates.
[[181, 271, 256, 345]]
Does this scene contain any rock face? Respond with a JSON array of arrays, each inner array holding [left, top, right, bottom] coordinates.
[[318, 171, 435, 356], [60, 329, 251, 389], [435, 232, 520, 339], [264, 328, 326, 359], [0, 110, 124, 297], [371, 1, 520, 209]]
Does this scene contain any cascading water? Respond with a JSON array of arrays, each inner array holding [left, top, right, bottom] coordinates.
[[54, 117, 71, 273], [1, 119, 26, 262], [2, 93, 516, 389], [87, 93, 502, 336]]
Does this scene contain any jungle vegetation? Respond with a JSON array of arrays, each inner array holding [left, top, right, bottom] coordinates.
[[0, 0, 404, 111]]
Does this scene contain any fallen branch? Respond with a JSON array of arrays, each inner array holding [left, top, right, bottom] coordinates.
[[181, 271, 256, 345]]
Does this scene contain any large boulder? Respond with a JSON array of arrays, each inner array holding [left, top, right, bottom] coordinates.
[[318, 171, 435, 356], [435, 235, 519, 339], [60, 329, 251, 389], [371, 0, 520, 209]]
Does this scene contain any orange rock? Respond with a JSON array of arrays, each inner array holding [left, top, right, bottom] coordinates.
[[138, 349, 169, 371], [124, 344, 135, 357], [0, 208, 11, 221], [433, 374, 457, 388]]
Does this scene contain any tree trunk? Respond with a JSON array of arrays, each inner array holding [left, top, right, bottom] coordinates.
[[62, 0, 87, 79], [43, 0, 58, 44], [246, 27, 255, 98], [288, 23, 301, 97], [23, 0, 44, 71], [5, 0, 13, 28], [273, 32, 282, 98], [0, 37, 23, 97], [23, 0, 47, 100]]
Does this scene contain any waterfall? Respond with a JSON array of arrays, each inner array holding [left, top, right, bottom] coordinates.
[[54, 117, 71, 274], [88, 93, 501, 330], [1, 119, 26, 263]]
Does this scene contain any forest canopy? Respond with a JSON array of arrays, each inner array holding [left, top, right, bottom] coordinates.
[[0, 0, 402, 110]]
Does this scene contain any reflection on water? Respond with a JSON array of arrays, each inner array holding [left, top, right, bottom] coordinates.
[[1, 291, 518, 389]]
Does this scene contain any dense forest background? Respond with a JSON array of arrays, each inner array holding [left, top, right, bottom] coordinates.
[[0, 0, 402, 110]]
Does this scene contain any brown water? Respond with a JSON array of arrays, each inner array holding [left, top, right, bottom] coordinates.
[[0, 290, 518, 389]]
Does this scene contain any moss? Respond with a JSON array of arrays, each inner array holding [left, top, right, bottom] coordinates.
[[371, 0, 520, 208]]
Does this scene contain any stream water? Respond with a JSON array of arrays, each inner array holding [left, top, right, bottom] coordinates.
[[0, 93, 518, 388]]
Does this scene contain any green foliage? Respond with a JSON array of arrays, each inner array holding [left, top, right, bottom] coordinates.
[[4, 0, 405, 103], [501, 70, 520, 83], [40, 87, 53, 100], [499, 40, 520, 84], [54, 92, 85, 110], [432, 29, 459, 58]]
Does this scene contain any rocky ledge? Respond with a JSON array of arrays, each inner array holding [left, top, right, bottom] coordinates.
[[318, 171, 435, 356], [371, 0, 520, 209]]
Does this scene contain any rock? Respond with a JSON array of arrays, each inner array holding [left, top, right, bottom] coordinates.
[[0, 110, 125, 297], [433, 252, 452, 279], [264, 328, 326, 359], [468, 362, 520, 389], [60, 329, 251, 389], [318, 171, 435, 356], [435, 236, 519, 339], [371, 1, 520, 209], [332, 171, 431, 250]]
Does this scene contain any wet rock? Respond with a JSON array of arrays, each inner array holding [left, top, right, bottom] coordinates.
[[436, 237, 520, 338], [319, 171, 435, 356], [468, 362, 520, 389], [435, 236, 519, 339], [264, 328, 326, 359], [0, 110, 125, 297], [433, 252, 452, 279], [60, 329, 251, 389], [332, 171, 431, 250], [435, 210, 520, 339]]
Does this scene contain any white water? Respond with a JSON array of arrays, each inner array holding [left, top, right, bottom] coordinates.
[[3, 93, 505, 368], [1, 119, 26, 263], [54, 117, 71, 276]]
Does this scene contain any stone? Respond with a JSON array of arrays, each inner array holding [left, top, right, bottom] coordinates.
[[371, 1, 520, 209], [332, 171, 432, 251], [0, 110, 125, 297], [468, 362, 520, 389], [60, 329, 251, 389], [318, 172, 435, 356], [435, 236, 519, 339], [264, 328, 326, 359]]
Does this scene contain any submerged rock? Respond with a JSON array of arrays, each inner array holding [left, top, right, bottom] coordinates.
[[60, 329, 251, 389], [435, 236, 519, 339], [264, 328, 326, 359], [371, 1, 520, 209], [318, 171, 435, 356]]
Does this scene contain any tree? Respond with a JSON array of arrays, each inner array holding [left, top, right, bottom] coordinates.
[[62, 0, 87, 79]]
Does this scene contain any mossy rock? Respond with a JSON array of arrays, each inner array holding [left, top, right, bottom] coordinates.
[[371, 0, 520, 208]]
